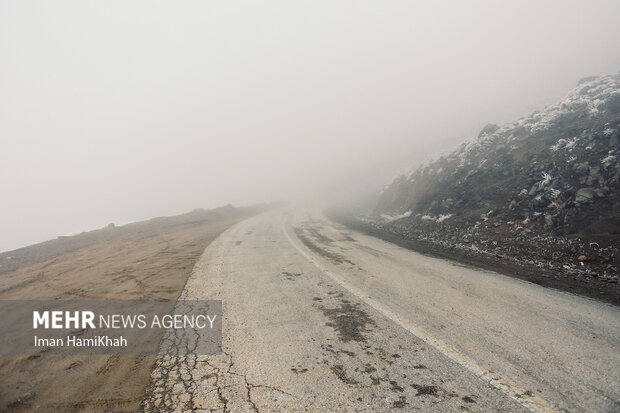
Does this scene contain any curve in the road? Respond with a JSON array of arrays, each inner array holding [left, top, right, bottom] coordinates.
[[281, 214, 558, 413]]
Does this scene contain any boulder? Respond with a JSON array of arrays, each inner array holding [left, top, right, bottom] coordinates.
[[478, 123, 500, 138], [586, 167, 600, 186], [573, 162, 590, 174], [512, 125, 527, 137], [575, 188, 595, 203]]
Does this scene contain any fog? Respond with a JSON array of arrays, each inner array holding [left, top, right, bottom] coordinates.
[[1, 0, 620, 252]]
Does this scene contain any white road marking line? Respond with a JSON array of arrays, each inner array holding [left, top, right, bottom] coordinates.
[[282, 216, 558, 413]]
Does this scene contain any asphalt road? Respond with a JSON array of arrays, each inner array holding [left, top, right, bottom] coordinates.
[[143, 209, 620, 412]]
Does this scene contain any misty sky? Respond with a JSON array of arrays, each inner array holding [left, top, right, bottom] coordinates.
[[2, 0, 620, 252]]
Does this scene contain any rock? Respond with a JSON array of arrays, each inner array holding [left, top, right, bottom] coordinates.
[[573, 162, 590, 174], [478, 123, 500, 138], [372, 74, 620, 282], [107, 223, 115, 228], [531, 197, 547, 208], [586, 167, 600, 186], [575, 188, 595, 203], [578, 255, 588, 261], [605, 94, 620, 113], [544, 214, 555, 227], [512, 125, 527, 137]]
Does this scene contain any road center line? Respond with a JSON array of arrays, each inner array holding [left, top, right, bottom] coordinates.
[[281, 215, 558, 413]]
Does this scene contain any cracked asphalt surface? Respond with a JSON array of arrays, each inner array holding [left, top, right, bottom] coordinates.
[[142, 209, 620, 412]]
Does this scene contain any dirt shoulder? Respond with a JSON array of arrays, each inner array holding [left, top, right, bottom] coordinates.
[[329, 212, 620, 307], [0, 205, 264, 412]]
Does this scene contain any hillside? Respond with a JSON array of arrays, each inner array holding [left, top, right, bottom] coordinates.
[[0, 204, 265, 412], [365, 72, 620, 290]]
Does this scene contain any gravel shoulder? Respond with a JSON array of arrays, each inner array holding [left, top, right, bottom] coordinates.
[[329, 210, 620, 306]]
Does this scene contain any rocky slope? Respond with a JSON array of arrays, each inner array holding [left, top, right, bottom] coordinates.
[[369, 73, 620, 285]]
